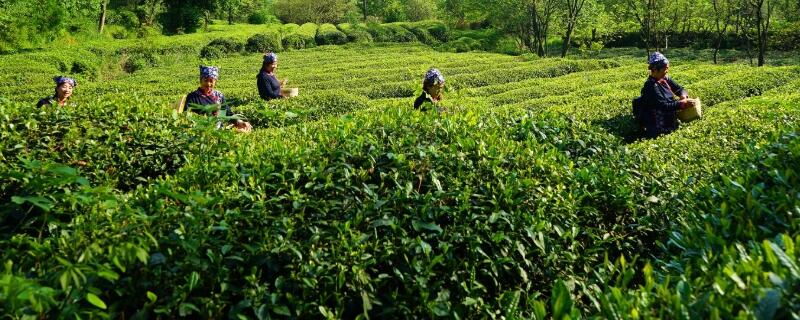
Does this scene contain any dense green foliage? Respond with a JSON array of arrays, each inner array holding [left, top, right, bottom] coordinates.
[[2, 0, 800, 60], [245, 32, 283, 53], [315, 24, 348, 46], [1, 27, 799, 319]]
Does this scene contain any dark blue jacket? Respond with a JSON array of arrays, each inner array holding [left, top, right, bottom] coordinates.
[[257, 71, 283, 101], [185, 88, 230, 116], [639, 76, 687, 137]]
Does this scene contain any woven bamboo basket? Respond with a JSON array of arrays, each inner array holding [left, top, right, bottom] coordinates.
[[677, 98, 702, 122], [282, 87, 299, 97]]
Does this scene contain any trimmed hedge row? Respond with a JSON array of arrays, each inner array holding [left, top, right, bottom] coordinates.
[[316, 23, 348, 46], [337, 23, 374, 43]]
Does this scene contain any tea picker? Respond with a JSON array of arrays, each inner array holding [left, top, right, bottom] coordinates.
[[257, 52, 298, 101], [185, 65, 252, 133], [414, 68, 446, 112], [632, 52, 701, 138], [37, 76, 76, 107]]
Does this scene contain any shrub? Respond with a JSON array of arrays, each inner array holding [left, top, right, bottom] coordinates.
[[200, 38, 245, 59], [281, 23, 300, 35], [70, 60, 98, 78], [297, 22, 319, 39], [316, 23, 348, 45], [123, 50, 159, 73], [282, 23, 318, 49], [198, 45, 224, 60], [446, 36, 482, 52], [419, 21, 448, 42], [367, 23, 417, 42], [495, 36, 524, 55], [245, 33, 282, 53], [282, 34, 312, 50], [384, 24, 417, 42], [136, 26, 160, 38], [365, 22, 389, 41], [208, 38, 245, 53], [338, 23, 373, 43], [403, 24, 436, 45], [105, 25, 131, 39]]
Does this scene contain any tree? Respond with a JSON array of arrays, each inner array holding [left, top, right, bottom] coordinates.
[[99, 0, 109, 33], [711, 0, 736, 63], [219, 0, 242, 24], [404, 0, 436, 21], [161, 0, 216, 34], [561, 0, 586, 57], [488, 0, 558, 56], [443, 0, 468, 27], [273, 0, 350, 23], [0, 0, 66, 51], [749, 0, 774, 66], [623, 0, 670, 53], [528, 0, 558, 56]]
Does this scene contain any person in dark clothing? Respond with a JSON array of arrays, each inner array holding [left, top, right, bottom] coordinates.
[[637, 52, 695, 138], [37, 76, 76, 107], [257, 52, 286, 101], [187, 65, 252, 132], [413, 68, 445, 111]]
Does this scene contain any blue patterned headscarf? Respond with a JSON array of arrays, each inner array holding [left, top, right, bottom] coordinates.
[[264, 52, 278, 64], [648, 52, 669, 70], [424, 68, 445, 86], [54, 76, 77, 88], [200, 65, 219, 80]]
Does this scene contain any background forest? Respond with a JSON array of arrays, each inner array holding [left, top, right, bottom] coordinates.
[[2, 0, 799, 64]]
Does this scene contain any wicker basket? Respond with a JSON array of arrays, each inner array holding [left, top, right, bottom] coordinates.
[[282, 87, 299, 97], [173, 95, 187, 113], [677, 98, 702, 122]]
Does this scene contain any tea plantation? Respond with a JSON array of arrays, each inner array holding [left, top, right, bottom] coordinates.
[[1, 23, 799, 319]]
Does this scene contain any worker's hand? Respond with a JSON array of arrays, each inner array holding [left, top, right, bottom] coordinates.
[[680, 99, 694, 109], [280, 79, 288, 86]]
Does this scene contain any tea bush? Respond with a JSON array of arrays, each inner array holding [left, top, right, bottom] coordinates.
[[337, 23, 374, 43], [367, 22, 417, 43], [201, 38, 245, 59], [245, 32, 282, 53], [281, 23, 318, 50], [315, 23, 348, 46], [1, 34, 799, 319]]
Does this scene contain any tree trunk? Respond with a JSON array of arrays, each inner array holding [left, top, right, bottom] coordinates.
[[758, 32, 766, 66], [757, 0, 772, 66], [561, 24, 574, 57], [228, 6, 234, 25], [145, 0, 159, 26], [745, 34, 753, 65], [363, 0, 368, 21], [561, 0, 584, 58], [713, 31, 725, 63], [98, 0, 108, 33]]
